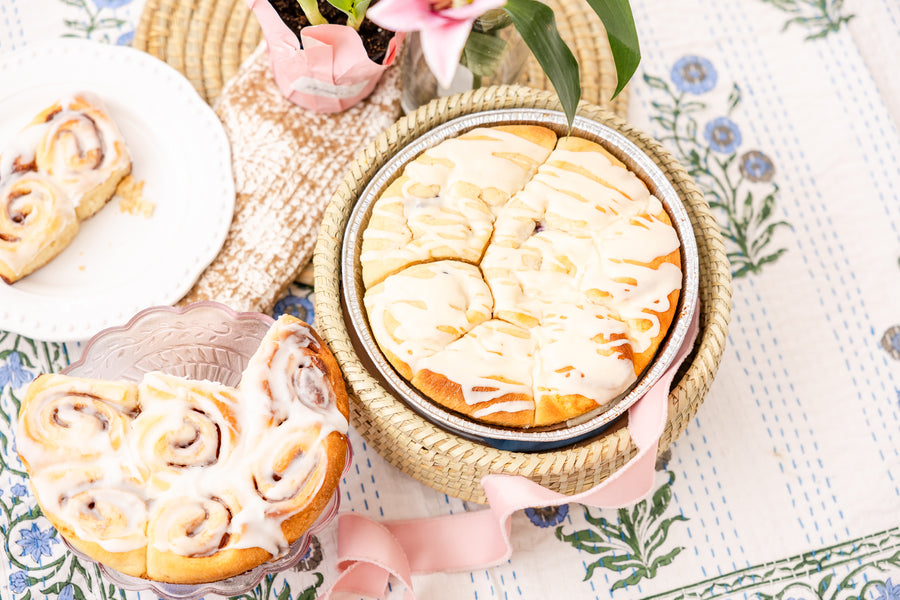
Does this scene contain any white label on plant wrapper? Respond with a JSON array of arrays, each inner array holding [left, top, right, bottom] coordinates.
[[291, 77, 368, 99]]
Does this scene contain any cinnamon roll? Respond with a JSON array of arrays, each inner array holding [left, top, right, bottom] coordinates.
[[361, 130, 684, 427], [130, 373, 242, 486], [30, 463, 148, 578], [360, 125, 556, 288], [363, 260, 493, 380], [16, 373, 139, 468], [16, 315, 349, 584], [0, 92, 133, 283], [0, 172, 78, 284], [28, 93, 132, 220]]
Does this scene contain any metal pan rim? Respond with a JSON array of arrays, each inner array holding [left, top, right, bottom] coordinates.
[[341, 108, 699, 451]]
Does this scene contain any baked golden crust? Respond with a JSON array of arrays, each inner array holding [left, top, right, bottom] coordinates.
[[361, 129, 684, 429], [0, 173, 78, 284], [16, 315, 349, 584]]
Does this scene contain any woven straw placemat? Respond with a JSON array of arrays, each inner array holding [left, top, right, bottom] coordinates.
[[132, 0, 629, 312], [314, 86, 732, 503], [133, 0, 629, 112]]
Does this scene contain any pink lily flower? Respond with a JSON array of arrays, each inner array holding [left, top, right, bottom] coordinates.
[[367, 0, 507, 89]]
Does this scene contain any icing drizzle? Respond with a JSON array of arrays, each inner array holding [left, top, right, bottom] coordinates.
[[363, 133, 684, 426], [17, 316, 348, 560]]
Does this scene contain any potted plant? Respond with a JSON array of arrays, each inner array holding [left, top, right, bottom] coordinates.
[[367, 0, 640, 126], [248, 0, 404, 113], [250, 0, 640, 121]]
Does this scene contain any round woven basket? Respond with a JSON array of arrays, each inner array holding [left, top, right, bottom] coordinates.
[[314, 86, 733, 504]]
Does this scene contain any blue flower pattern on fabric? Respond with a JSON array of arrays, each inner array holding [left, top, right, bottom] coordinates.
[[644, 56, 790, 278], [670, 55, 717, 94], [525, 504, 569, 528], [93, 0, 132, 7], [882, 325, 900, 360], [58, 584, 75, 600], [740, 150, 775, 182], [875, 578, 900, 600], [0, 352, 34, 389], [15, 523, 59, 563], [116, 29, 134, 45], [704, 116, 742, 154], [9, 571, 29, 593], [11, 482, 28, 497], [273, 291, 315, 324]]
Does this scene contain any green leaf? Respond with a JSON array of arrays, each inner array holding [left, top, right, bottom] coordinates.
[[727, 83, 742, 113], [755, 247, 788, 267], [505, 0, 580, 128], [326, 0, 370, 29], [818, 573, 834, 595], [649, 545, 684, 571], [296, 0, 328, 25], [648, 472, 675, 520], [40, 582, 68, 595], [643, 74, 669, 92], [583, 0, 641, 98], [649, 115, 676, 132], [277, 581, 292, 600], [72, 585, 87, 600], [461, 31, 509, 77]]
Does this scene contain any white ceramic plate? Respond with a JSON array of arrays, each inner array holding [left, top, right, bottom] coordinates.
[[0, 39, 234, 342]]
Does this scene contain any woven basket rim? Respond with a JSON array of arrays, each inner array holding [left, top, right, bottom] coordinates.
[[313, 85, 733, 503]]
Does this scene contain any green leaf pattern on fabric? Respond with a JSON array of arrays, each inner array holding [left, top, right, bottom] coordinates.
[[645, 55, 791, 278], [759, 0, 855, 40], [554, 471, 687, 589]]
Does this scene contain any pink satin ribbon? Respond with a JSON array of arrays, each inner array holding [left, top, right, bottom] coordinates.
[[324, 306, 700, 600]]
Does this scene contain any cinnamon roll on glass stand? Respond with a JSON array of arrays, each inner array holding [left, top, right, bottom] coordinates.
[[15, 314, 350, 585]]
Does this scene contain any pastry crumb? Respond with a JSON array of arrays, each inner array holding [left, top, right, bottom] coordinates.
[[117, 175, 155, 217]]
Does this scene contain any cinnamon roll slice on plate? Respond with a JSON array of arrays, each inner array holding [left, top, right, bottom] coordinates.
[[0, 92, 132, 283]]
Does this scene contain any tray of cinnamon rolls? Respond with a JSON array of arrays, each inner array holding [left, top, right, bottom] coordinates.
[[14, 302, 350, 597], [341, 108, 699, 451]]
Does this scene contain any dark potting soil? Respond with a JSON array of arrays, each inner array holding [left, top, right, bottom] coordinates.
[[268, 0, 396, 64]]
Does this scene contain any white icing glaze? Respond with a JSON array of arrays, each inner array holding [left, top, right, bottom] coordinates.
[[416, 319, 535, 408], [32, 463, 148, 553], [364, 260, 493, 371], [17, 316, 348, 560], [29, 92, 130, 207], [360, 127, 553, 287], [532, 303, 636, 404], [362, 135, 684, 426], [473, 400, 534, 418], [405, 127, 552, 206], [0, 172, 77, 278]]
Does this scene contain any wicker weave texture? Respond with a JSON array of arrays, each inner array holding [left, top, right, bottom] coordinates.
[[313, 86, 732, 504], [133, 0, 628, 116]]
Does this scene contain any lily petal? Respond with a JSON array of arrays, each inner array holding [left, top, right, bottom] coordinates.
[[420, 20, 475, 88], [366, 0, 442, 31], [440, 0, 507, 20]]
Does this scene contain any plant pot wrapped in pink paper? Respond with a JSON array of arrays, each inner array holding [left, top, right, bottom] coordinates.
[[248, 0, 403, 113]]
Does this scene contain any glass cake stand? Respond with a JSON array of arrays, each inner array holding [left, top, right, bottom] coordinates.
[[61, 301, 349, 600]]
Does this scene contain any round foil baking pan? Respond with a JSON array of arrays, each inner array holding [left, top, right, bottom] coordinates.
[[340, 108, 699, 452]]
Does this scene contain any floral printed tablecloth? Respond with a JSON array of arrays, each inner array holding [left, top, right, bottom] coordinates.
[[3, 1, 900, 599]]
